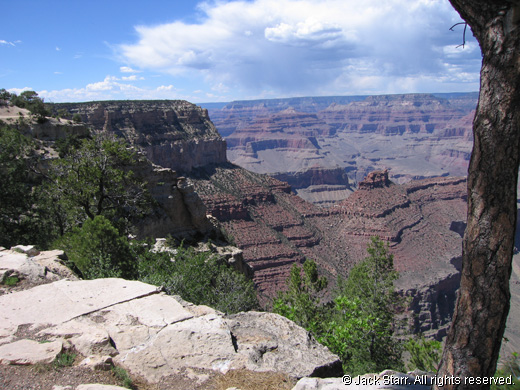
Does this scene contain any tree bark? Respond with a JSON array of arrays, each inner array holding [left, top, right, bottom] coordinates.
[[435, 1, 520, 389]]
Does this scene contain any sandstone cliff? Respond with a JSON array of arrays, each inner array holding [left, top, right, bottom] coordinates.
[[207, 93, 477, 204], [52, 100, 227, 173]]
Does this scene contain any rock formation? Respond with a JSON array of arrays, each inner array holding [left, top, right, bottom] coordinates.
[[0, 248, 341, 388], [51, 100, 227, 173], [206, 93, 477, 204], [189, 162, 481, 343]]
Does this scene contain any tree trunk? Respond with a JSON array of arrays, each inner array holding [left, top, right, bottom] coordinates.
[[435, 1, 520, 389]]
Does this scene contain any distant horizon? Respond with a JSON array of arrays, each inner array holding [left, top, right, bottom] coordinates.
[[39, 90, 479, 107], [3, 0, 481, 104]]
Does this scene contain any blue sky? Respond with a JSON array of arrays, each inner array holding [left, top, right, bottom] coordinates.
[[2, 0, 481, 103]]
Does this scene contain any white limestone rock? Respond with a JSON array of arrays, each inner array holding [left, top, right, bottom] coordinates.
[[0, 339, 63, 365]]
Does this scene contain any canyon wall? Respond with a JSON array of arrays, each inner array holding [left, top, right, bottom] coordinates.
[[53, 100, 227, 173], [47, 100, 223, 241], [205, 93, 477, 204], [190, 165, 468, 340]]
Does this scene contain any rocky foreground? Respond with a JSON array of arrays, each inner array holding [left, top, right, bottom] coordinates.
[[0, 247, 434, 390]]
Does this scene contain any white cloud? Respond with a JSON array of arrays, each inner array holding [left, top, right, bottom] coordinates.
[[117, 0, 480, 97], [8, 87, 33, 95], [0, 40, 17, 46], [120, 66, 141, 73], [37, 76, 195, 103], [121, 75, 144, 81]]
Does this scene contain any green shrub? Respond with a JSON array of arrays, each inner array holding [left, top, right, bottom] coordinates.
[[137, 245, 258, 314], [2, 275, 19, 286], [53, 351, 76, 368], [273, 237, 404, 376], [112, 366, 134, 389], [404, 335, 442, 372], [56, 215, 136, 279], [272, 259, 328, 335]]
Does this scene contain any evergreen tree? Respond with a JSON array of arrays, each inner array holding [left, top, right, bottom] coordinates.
[[44, 134, 151, 235], [273, 259, 328, 335], [323, 236, 403, 374]]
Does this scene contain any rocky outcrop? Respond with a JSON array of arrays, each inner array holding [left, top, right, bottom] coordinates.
[[0, 275, 341, 386], [208, 93, 476, 203], [293, 371, 433, 389], [272, 167, 353, 206], [52, 100, 227, 173], [358, 169, 393, 190], [191, 165, 469, 338], [130, 160, 215, 240]]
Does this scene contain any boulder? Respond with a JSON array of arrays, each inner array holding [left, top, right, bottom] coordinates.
[[0, 247, 77, 286]]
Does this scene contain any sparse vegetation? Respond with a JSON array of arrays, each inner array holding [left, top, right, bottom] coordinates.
[[112, 366, 134, 389], [137, 243, 259, 314], [9, 90, 50, 123], [2, 275, 20, 286], [492, 352, 520, 390], [53, 351, 76, 368]]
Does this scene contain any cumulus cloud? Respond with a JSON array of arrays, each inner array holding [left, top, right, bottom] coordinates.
[[37, 76, 198, 103], [117, 0, 480, 97]]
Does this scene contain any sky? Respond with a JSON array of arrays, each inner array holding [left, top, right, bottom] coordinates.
[[1, 0, 481, 103]]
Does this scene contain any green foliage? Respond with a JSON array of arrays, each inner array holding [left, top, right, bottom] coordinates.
[[10, 91, 50, 123], [137, 245, 258, 314], [72, 113, 82, 123], [273, 237, 404, 376], [0, 126, 54, 248], [45, 134, 151, 235], [53, 351, 76, 368], [493, 352, 520, 390], [56, 215, 137, 280], [272, 259, 328, 335], [404, 335, 442, 372], [325, 237, 403, 375], [2, 275, 19, 286], [54, 133, 86, 158], [112, 366, 135, 389], [56, 108, 70, 120], [0, 88, 12, 103]]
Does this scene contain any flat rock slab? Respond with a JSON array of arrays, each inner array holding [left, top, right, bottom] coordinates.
[[0, 279, 158, 331], [0, 339, 63, 365], [0, 278, 341, 385]]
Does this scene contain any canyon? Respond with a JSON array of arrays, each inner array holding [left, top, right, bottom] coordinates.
[[204, 93, 477, 206], [44, 96, 516, 350]]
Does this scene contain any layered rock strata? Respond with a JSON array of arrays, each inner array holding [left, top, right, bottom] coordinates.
[[208, 93, 477, 204], [191, 166, 469, 338], [52, 100, 227, 173]]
